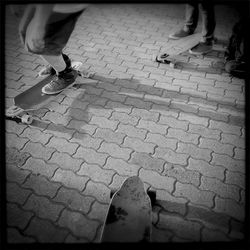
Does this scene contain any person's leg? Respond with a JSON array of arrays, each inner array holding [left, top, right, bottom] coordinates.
[[169, 2, 199, 39], [189, 0, 215, 54]]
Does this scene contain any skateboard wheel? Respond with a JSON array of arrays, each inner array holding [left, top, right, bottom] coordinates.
[[21, 114, 33, 125], [169, 62, 175, 68]]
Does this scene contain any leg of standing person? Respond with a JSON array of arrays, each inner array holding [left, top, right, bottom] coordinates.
[[189, 0, 216, 54], [169, 2, 199, 39]]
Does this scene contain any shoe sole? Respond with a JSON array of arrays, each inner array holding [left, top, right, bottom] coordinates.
[[188, 48, 212, 55]]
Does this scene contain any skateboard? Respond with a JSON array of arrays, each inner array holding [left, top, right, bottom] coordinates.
[[100, 176, 155, 242], [5, 61, 93, 124], [155, 32, 203, 68]]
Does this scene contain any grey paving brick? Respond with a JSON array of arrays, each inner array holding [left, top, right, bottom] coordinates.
[[145, 132, 177, 150], [187, 205, 230, 234], [5, 120, 26, 135], [178, 112, 209, 127], [163, 165, 200, 187], [211, 153, 245, 174], [6, 133, 29, 150], [25, 217, 69, 243], [229, 219, 245, 240], [131, 108, 159, 122], [159, 115, 189, 131], [6, 164, 31, 185], [68, 120, 97, 135], [155, 147, 189, 165], [52, 168, 89, 191], [174, 182, 215, 208], [104, 157, 140, 176], [170, 100, 199, 114], [125, 96, 152, 110], [152, 227, 173, 242], [188, 97, 218, 111], [137, 119, 167, 135], [48, 151, 83, 172], [70, 133, 103, 150], [123, 136, 155, 154], [74, 146, 108, 166], [173, 79, 197, 89], [23, 194, 64, 221], [58, 209, 99, 241], [214, 196, 245, 221], [177, 142, 212, 162], [53, 186, 95, 214], [7, 228, 36, 243], [7, 203, 33, 230], [47, 137, 79, 155], [88, 200, 109, 223], [89, 115, 119, 131], [234, 147, 245, 160], [200, 176, 240, 201], [110, 111, 139, 126], [44, 123, 75, 140], [157, 212, 201, 241], [116, 123, 147, 140], [168, 127, 199, 145], [225, 171, 245, 189], [187, 158, 225, 180], [209, 120, 241, 136], [82, 180, 110, 204], [155, 189, 187, 216], [201, 228, 231, 241], [198, 108, 229, 122], [188, 123, 221, 140], [101, 90, 127, 103], [98, 141, 132, 160], [199, 137, 234, 157], [190, 76, 215, 86], [6, 147, 30, 168], [43, 111, 71, 126], [7, 182, 31, 205], [129, 152, 165, 173], [150, 104, 179, 118], [23, 174, 61, 199], [139, 168, 175, 193], [77, 162, 115, 185], [21, 141, 55, 161]]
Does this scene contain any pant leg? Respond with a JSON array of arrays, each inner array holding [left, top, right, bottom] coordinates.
[[200, 0, 216, 42], [184, 2, 199, 32]]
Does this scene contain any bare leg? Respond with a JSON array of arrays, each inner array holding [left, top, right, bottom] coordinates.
[[40, 54, 66, 74]]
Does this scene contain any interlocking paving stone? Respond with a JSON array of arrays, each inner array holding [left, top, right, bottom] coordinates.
[[53, 187, 95, 214], [159, 115, 189, 131], [187, 158, 225, 180], [188, 123, 221, 140], [174, 182, 215, 208], [139, 168, 175, 193], [7, 182, 31, 205], [214, 196, 245, 221], [110, 111, 139, 126], [87, 201, 109, 222], [23, 194, 64, 221], [77, 162, 115, 185], [157, 212, 202, 241], [209, 120, 241, 136], [93, 127, 126, 144], [201, 228, 231, 241], [7, 228, 36, 243], [25, 217, 69, 243], [7, 203, 34, 230], [6, 133, 29, 151], [52, 168, 89, 191]]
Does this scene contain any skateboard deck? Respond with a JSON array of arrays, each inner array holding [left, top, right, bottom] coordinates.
[[101, 176, 152, 242], [5, 61, 90, 124], [155, 32, 202, 67]]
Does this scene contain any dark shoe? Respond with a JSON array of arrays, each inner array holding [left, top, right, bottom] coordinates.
[[189, 41, 212, 55], [41, 68, 78, 94], [169, 29, 193, 40], [225, 60, 246, 78]]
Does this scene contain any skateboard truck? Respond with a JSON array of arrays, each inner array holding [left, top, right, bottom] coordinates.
[[6, 106, 33, 124]]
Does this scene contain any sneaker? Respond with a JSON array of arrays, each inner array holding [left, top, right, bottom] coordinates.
[[189, 41, 212, 55], [38, 65, 56, 77], [169, 29, 193, 40], [41, 68, 78, 95]]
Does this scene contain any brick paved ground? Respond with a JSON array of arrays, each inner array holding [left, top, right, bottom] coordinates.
[[5, 4, 245, 243]]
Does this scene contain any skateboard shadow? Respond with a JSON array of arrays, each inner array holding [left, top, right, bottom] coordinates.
[[151, 198, 241, 241], [30, 71, 244, 136]]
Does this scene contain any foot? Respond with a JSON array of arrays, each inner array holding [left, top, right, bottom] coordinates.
[[169, 29, 193, 40], [41, 68, 78, 95], [189, 41, 213, 55], [38, 65, 56, 77]]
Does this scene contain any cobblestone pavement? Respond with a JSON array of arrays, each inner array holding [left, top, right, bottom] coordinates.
[[5, 4, 245, 243]]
